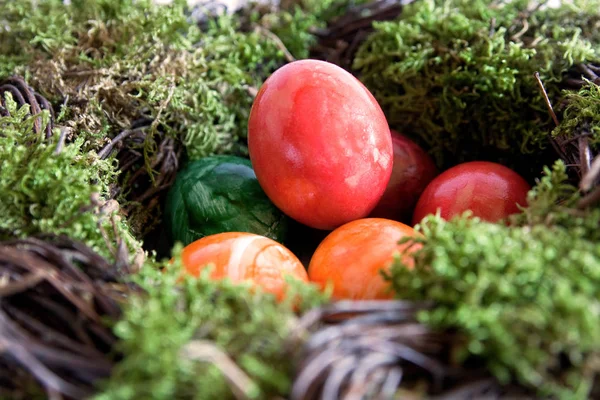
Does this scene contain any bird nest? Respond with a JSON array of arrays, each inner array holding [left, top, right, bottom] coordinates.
[[1, 0, 599, 399]]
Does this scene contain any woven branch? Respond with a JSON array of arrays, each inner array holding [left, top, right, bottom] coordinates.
[[0, 236, 140, 399], [97, 114, 183, 240], [287, 300, 536, 399]]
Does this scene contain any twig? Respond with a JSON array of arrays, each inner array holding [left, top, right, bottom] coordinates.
[[4, 305, 104, 358], [510, 18, 529, 41], [581, 155, 600, 191], [434, 378, 497, 400], [563, 78, 587, 88], [0, 271, 47, 297], [289, 299, 456, 400], [534, 72, 559, 126], [579, 136, 592, 177], [533, 71, 569, 162], [62, 69, 110, 78], [0, 76, 55, 137], [578, 186, 600, 209], [181, 340, 257, 400], [0, 248, 101, 323], [489, 17, 496, 37], [34, 93, 55, 139], [53, 127, 69, 155], [97, 128, 145, 159], [245, 85, 258, 98], [576, 63, 599, 81], [254, 24, 296, 63], [587, 64, 600, 75], [118, 151, 144, 173], [0, 314, 91, 399], [132, 183, 173, 204], [96, 218, 117, 257], [562, 131, 592, 145], [4, 76, 43, 133], [0, 235, 137, 398], [48, 389, 63, 400]]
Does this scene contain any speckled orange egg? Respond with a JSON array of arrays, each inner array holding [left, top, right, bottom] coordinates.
[[181, 232, 308, 301]]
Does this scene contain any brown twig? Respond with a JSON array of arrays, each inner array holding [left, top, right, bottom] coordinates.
[[53, 127, 69, 155], [510, 18, 529, 41], [97, 128, 145, 159], [534, 72, 559, 127], [0, 328, 91, 399], [579, 135, 592, 177], [489, 17, 496, 37], [533, 71, 572, 167], [245, 85, 259, 98], [0, 272, 47, 297], [254, 24, 296, 63], [581, 155, 600, 191], [96, 93, 181, 238], [576, 63, 600, 81], [4, 305, 104, 358], [0, 235, 140, 398], [578, 186, 600, 209], [181, 340, 257, 400]]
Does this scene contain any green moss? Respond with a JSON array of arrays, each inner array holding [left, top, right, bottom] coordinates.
[[0, 93, 140, 260], [0, 0, 362, 161], [553, 79, 600, 147], [388, 205, 600, 398], [510, 159, 600, 240], [352, 0, 600, 174], [94, 245, 328, 400], [0, 0, 288, 159]]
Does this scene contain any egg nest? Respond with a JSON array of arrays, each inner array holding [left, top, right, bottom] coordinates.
[[0, 0, 599, 399]]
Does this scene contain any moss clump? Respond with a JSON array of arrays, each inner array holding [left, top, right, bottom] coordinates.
[[0, 93, 140, 261], [553, 79, 600, 147], [0, 0, 358, 160], [352, 0, 600, 174], [0, 0, 287, 159], [387, 162, 600, 399], [510, 160, 600, 240], [94, 246, 328, 400], [0, 0, 284, 238]]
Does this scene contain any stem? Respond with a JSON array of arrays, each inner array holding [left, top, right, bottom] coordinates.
[[579, 135, 592, 177], [97, 128, 146, 159], [533, 72, 559, 126], [53, 127, 68, 155], [181, 341, 257, 400], [578, 186, 600, 209], [581, 155, 600, 191], [254, 24, 296, 63]]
